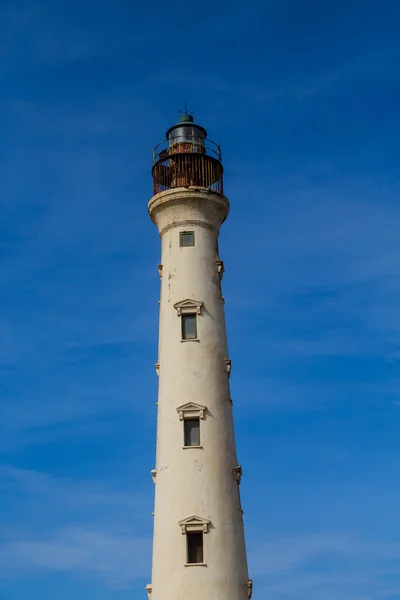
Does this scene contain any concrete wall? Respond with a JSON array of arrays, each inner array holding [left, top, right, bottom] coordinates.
[[148, 187, 250, 600]]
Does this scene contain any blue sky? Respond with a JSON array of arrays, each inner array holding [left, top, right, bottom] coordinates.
[[1, 0, 400, 598]]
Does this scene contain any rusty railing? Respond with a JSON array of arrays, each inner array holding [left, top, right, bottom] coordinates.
[[152, 137, 223, 195]]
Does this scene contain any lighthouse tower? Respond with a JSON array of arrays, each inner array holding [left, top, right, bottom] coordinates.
[[147, 113, 252, 600]]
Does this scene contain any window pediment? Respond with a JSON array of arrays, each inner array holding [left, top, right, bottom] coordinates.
[[179, 515, 210, 534], [233, 465, 243, 484], [177, 402, 206, 420], [174, 298, 203, 316], [216, 260, 225, 280]]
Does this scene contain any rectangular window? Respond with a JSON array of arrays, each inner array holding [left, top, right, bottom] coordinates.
[[180, 231, 195, 247], [187, 531, 204, 564], [181, 314, 197, 340], [184, 418, 200, 447]]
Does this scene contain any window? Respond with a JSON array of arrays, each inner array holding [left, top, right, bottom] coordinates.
[[179, 516, 210, 565], [184, 417, 200, 447], [174, 299, 202, 340], [187, 531, 203, 564], [182, 313, 197, 340], [180, 231, 195, 247]]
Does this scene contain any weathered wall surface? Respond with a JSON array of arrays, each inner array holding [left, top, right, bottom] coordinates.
[[148, 187, 250, 600]]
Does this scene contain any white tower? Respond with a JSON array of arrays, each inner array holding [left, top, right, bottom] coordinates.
[[147, 114, 252, 600]]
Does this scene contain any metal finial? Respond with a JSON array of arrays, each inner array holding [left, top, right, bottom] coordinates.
[[179, 101, 194, 118]]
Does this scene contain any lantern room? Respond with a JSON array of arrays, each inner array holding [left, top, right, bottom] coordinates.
[[152, 114, 223, 195]]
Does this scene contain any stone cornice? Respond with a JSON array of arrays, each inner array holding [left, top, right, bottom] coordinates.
[[179, 515, 210, 534], [148, 187, 230, 235]]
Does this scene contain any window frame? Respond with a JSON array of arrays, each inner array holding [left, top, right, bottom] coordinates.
[[179, 231, 195, 247], [179, 516, 210, 567], [186, 531, 204, 564], [183, 417, 201, 448], [177, 403, 206, 450], [174, 299, 203, 342], [181, 312, 197, 340]]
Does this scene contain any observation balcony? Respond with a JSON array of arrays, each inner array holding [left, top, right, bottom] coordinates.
[[152, 116, 223, 196]]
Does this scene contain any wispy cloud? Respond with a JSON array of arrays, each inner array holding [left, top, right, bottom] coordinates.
[[0, 465, 149, 514], [0, 4, 162, 70], [0, 528, 151, 589], [0, 465, 152, 588], [225, 177, 400, 355], [248, 533, 400, 600], [1, 3, 399, 599], [0, 89, 160, 449]]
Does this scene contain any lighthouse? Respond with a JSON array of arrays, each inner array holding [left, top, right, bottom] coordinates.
[[147, 113, 252, 600]]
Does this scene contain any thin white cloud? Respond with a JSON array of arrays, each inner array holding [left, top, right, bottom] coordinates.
[[247, 533, 400, 599], [0, 465, 149, 514], [224, 179, 400, 357], [0, 4, 160, 69], [0, 465, 152, 588], [0, 527, 151, 589]]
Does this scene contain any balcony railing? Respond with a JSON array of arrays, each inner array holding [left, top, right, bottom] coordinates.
[[152, 136, 223, 195]]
